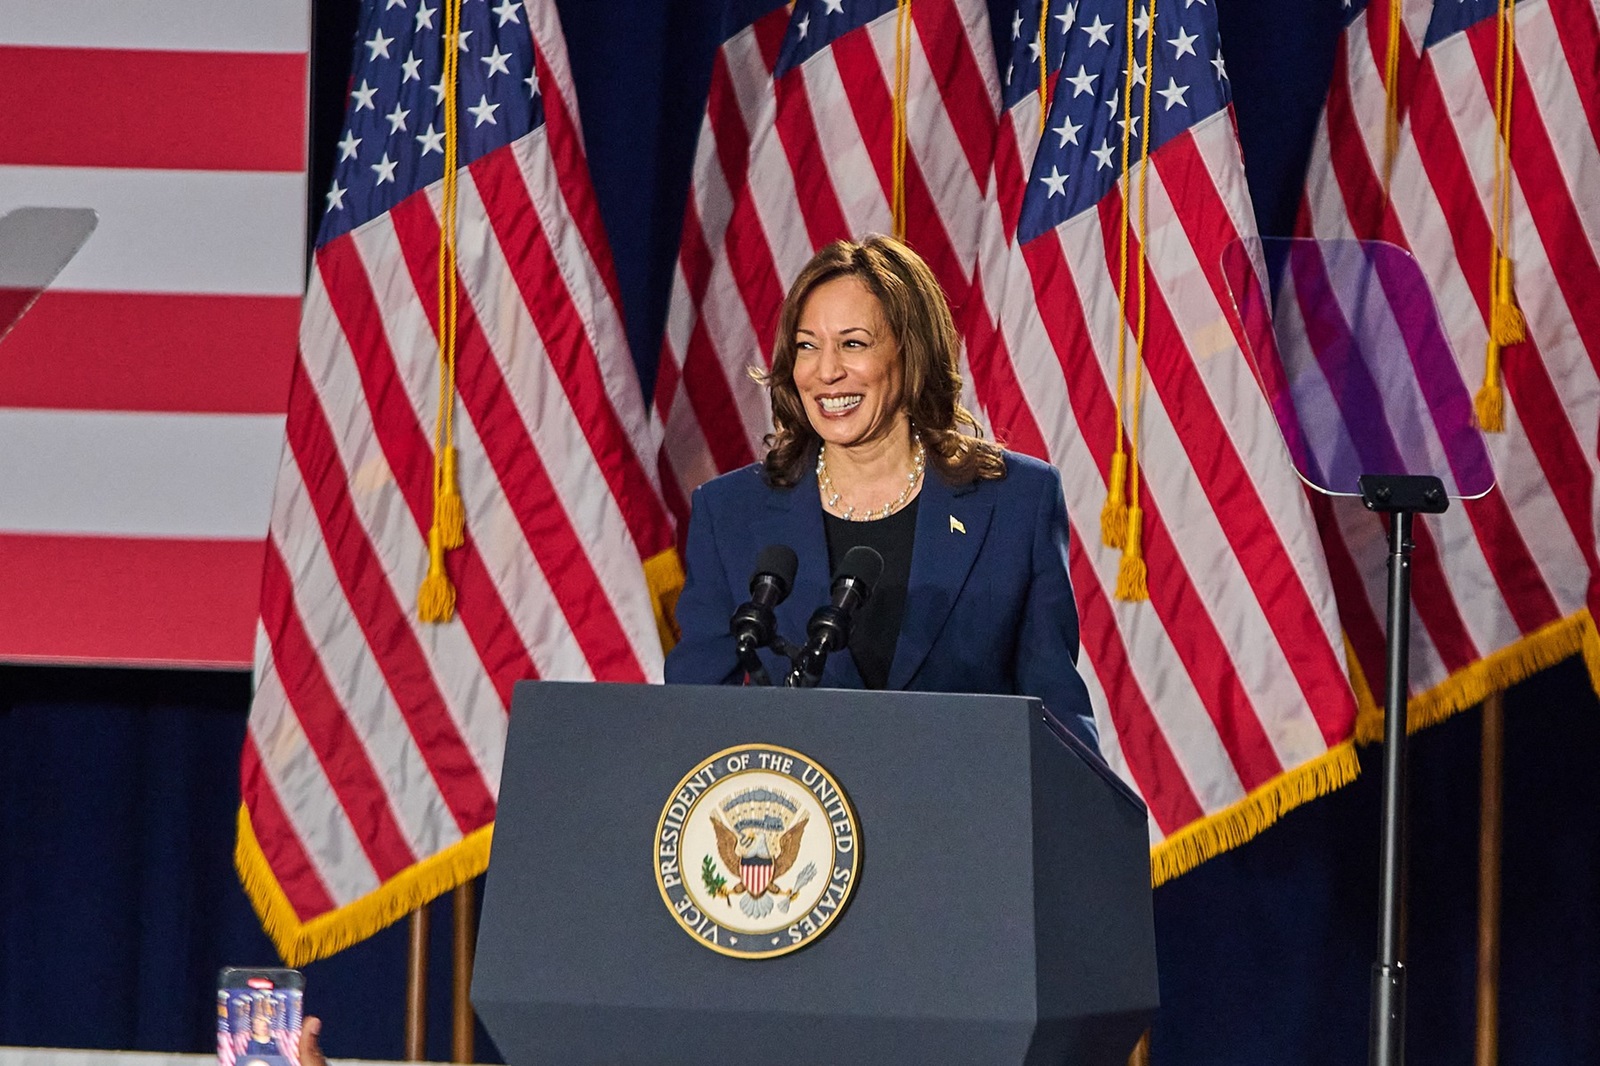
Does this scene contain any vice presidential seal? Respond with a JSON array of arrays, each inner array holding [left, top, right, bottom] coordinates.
[[654, 743, 859, 958]]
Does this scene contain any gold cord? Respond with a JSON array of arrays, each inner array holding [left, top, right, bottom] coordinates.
[[1477, 0, 1523, 432], [891, 0, 914, 239], [1103, 0, 1140, 551], [1115, 0, 1157, 603], [419, 0, 466, 623], [1381, 0, 1402, 189], [1037, 0, 1051, 136]]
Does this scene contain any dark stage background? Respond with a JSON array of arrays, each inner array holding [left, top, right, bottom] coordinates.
[[2, 0, 1597, 1062]]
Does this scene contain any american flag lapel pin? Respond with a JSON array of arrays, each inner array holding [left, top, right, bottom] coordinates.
[[950, 515, 965, 534]]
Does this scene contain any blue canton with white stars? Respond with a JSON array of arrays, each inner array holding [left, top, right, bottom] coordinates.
[[1423, 0, 1502, 48], [1000, 0, 1077, 109], [775, 0, 899, 77], [1339, 0, 1372, 31], [1016, 0, 1232, 243], [318, 0, 542, 246]]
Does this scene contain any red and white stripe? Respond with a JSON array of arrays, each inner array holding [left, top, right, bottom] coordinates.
[[964, 8, 1358, 856], [0, 0, 309, 666], [654, 0, 1000, 534], [1300, 0, 1600, 706], [244, 0, 675, 956]]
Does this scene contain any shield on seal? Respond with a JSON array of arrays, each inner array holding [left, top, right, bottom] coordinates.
[[741, 856, 773, 897]]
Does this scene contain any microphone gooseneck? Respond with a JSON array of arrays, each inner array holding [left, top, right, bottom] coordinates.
[[787, 546, 883, 689], [730, 544, 799, 685]]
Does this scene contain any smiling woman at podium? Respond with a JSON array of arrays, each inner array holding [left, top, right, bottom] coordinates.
[[664, 235, 1098, 752]]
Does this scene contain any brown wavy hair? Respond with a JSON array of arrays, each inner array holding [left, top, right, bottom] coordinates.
[[756, 235, 1004, 487]]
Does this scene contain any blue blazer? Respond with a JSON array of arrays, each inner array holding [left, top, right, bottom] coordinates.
[[664, 449, 1099, 750]]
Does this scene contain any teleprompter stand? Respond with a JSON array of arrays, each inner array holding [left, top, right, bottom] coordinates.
[[473, 681, 1158, 1066], [1359, 474, 1448, 1066], [1220, 235, 1495, 1065]]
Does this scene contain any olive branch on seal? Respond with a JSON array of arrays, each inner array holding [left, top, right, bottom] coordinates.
[[700, 855, 727, 895]]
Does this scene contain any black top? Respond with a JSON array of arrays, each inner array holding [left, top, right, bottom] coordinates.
[[822, 497, 918, 690]]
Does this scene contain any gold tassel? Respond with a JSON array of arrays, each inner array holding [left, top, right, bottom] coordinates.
[[1489, 254, 1526, 345], [1475, 337, 1506, 432], [436, 446, 465, 549], [1115, 504, 1149, 602], [417, 526, 456, 623], [1101, 452, 1129, 548]]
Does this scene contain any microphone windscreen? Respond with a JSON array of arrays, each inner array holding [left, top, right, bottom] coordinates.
[[835, 545, 884, 595], [753, 543, 799, 595]]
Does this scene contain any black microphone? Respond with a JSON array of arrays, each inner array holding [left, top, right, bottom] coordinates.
[[787, 545, 884, 688], [730, 544, 798, 685]]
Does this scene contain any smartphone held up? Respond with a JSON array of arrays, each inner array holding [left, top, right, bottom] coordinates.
[[217, 968, 304, 1066]]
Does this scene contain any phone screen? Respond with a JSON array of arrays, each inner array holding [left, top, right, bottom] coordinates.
[[217, 968, 304, 1066]]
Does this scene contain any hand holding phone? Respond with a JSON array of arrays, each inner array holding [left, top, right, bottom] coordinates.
[[218, 968, 304, 1066]]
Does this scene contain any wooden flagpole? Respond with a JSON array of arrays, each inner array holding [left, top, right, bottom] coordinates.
[[1474, 691, 1505, 1065], [405, 908, 429, 1061]]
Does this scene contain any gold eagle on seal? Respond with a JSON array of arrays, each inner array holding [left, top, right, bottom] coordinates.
[[709, 802, 815, 920]]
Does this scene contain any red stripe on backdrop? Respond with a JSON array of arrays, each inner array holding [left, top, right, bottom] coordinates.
[[0, 46, 308, 172], [1363, 0, 1423, 125], [1155, 132, 1357, 741], [773, 71, 852, 251], [469, 147, 672, 555], [993, 114, 1031, 239], [675, 182, 720, 314], [683, 316, 762, 472], [1068, 531, 1208, 835], [257, 540, 419, 880], [1058, 211, 1291, 778], [309, 248, 540, 705], [1490, 35, 1600, 370], [651, 353, 692, 532], [529, 39, 626, 319], [720, 182, 787, 355], [1465, 24, 1600, 579], [0, 532, 261, 666], [701, 0, 789, 212], [1308, 492, 1390, 690], [1022, 233, 1285, 790], [382, 198, 649, 682], [1546, 0, 1600, 151], [706, 56, 757, 223], [753, 5, 790, 70], [909, 0, 997, 193], [1311, 40, 1406, 244], [305, 245, 506, 829], [0, 289, 31, 332], [0, 291, 298, 413], [239, 737, 338, 921], [828, 26, 972, 306], [668, 171, 781, 477], [1404, 64, 1574, 630], [1391, 508, 1485, 674], [274, 336, 499, 834], [960, 279, 1049, 458]]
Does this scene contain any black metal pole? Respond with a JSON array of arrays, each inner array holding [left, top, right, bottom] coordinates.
[[1370, 507, 1413, 1066]]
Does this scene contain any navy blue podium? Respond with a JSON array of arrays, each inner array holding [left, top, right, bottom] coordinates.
[[473, 681, 1157, 1065]]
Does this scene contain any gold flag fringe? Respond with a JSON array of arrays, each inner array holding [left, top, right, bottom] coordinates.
[[644, 546, 686, 653], [1150, 742, 1361, 886], [1150, 610, 1599, 887], [235, 614, 1600, 961], [1352, 609, 1595, 744], [236, 805, 494, 967]]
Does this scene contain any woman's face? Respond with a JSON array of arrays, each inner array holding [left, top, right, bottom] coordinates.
[[791, 275, 907, 452]]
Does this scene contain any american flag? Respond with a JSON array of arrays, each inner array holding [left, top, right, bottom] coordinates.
[[238, 0, 677, 963], [1298, 0, 1600, 731], [965, 0, 1360, 878], [654, 0, 1000, 535], [0, 0, 310, 666]]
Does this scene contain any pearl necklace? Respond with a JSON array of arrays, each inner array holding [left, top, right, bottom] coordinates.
[[817, 435, 926, 521]]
